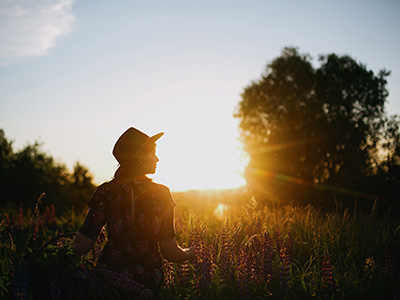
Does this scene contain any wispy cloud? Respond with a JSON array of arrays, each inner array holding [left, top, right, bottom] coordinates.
[[0, 0, 75, 64]]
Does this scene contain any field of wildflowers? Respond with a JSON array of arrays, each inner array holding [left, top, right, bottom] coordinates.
[[1, 191, 400, 299]]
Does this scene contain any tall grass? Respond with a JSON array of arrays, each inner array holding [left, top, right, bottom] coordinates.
[[1, 194, 400, 299]]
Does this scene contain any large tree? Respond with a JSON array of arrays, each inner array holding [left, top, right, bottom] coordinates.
[[236, 47, 397, 207]]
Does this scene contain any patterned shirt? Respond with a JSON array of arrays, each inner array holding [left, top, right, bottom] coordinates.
[[78, 178, 177, 293]]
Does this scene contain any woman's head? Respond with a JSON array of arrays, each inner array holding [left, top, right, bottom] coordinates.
[[112, 127, 163, 179]]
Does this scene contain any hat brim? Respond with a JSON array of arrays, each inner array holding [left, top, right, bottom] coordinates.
[[149, 132, 164, 144]]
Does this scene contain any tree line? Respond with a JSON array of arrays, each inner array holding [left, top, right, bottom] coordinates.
[[0, 129, 96, 213], [235, 47, 400, 212], [1, 47, 399, 214]]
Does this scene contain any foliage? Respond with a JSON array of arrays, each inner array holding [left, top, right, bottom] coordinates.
[[235, 47, 400, 208], [0, 129, 96, 213], [2, 191, 400, 299]]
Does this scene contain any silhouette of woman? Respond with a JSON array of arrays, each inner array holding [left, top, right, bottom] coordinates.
[[73, 127, 195, 299]]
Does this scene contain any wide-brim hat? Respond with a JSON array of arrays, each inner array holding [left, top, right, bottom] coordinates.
[[113, 127, 164, 165]]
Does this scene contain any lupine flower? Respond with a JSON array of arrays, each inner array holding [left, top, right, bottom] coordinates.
[[274, 229, 283, 254], [285, 233, 293, 265], [250, 235, 263, 285], [4, 213, 14, 229], [278, 247, 291, 297], [192, 239, 206, 294], [322, 254, 335, 292], [31, 219, 40, 241], [261, 232, 274, 280], [16, 205, 23, 232], [364, 257, 376, 272], [385, 237, 400, 278], [162, 259, 175, 288], [12, 264, 30, 299], [219, 225, 236, 283], [199, 244, 215, 294], [364, 257, 376, 280], [190, 220, 203, 292], [176, 261, 190, 287], [50, 205, 57, 229], [44, 206, 51, 227], [236, 247, 250, 297]]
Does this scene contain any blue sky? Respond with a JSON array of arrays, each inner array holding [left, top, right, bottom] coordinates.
[[0, 0, 399, 191]]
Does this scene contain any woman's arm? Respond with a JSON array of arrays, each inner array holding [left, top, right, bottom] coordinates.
[[73, 232, 95, 256], [159, 237, 195, 263]]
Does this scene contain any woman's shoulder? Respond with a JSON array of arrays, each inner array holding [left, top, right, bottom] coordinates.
[[144, 181, 176, 204], [146, 181, 172, 195], [96, 180, 128, 193], [88, 180, 129, 204]]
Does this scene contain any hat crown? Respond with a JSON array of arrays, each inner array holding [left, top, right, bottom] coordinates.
[[113, 127, 150, 164]]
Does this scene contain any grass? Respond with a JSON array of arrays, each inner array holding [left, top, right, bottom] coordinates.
[[1, 191, 400, 299]]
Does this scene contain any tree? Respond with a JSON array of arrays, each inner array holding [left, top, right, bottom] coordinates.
[[8, 142, 70, 208], [69, 162, 96, 212], [235, 47, 398, 208], [0, 129, 14, 184], [0, 129, 97, 212]]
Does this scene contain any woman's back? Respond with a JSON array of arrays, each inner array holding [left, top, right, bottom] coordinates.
[[78, 179, 177, 292]]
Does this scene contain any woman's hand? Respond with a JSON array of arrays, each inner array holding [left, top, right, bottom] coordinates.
[[184, 246, 196, 261], [160, 238, 195, 263], [73, 232, 95, 256]]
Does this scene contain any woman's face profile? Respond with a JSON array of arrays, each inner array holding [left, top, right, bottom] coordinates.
[[140, 145, 159, 174]]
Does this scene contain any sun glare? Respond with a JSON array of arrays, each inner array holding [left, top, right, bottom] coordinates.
[[151, 128, 248, 192], [127, 76, 250, 192]]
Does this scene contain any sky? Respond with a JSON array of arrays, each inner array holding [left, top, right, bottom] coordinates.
[[0, 0, 399, 191]]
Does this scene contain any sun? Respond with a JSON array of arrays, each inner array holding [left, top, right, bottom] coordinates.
[[128, 77, 250, 192], [151, 128, 249, 192]]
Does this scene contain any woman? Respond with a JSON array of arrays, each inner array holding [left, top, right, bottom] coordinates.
[[73, 127, 195, 299]]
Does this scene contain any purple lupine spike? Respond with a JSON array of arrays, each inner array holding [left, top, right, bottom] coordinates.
[[285, 232, 294, 266], [251, 235, 264, 285], [220, 225, 235, 283], [274, 229, 283, 253], [32, 219, 39, 241], [50, 205, 57, 229], [5, 213, 14, 230], [278, 247, 291, 297], [261, 232, 274, 281], [12, 264, 30, 300], [191, 223, 204, 294], [199, 244, 215, 295], [44, 206, 50, 228], [16, 205, 23, 231], [162, 259, 174, 288], [176, 261, 190, 288], [236, 247, 250, 297], [322, 254, 335, 292], [385, 237, 400, 278], [193, 238, 215, 296]]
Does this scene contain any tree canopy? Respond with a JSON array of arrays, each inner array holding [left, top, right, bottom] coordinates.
[[236, 47, 399, 209], [0, 129, 96, 213]]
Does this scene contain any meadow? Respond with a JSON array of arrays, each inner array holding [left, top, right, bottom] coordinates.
[[1, 189, 400, 299]]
